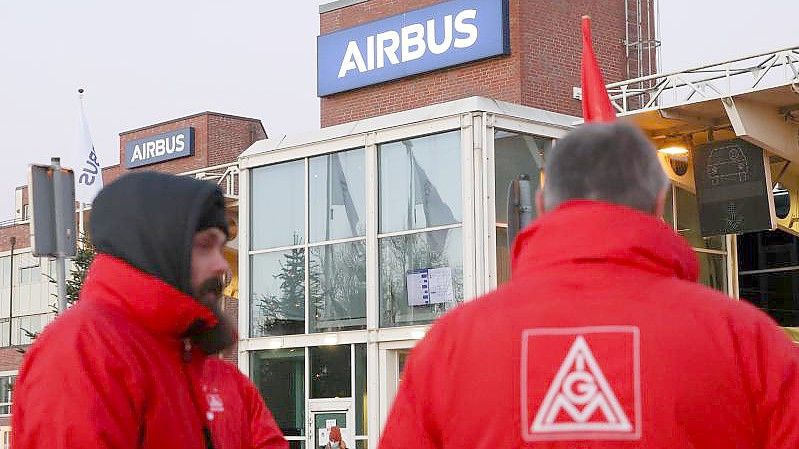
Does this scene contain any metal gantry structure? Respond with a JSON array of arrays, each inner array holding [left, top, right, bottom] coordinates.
[[607, 46, 799, 114]]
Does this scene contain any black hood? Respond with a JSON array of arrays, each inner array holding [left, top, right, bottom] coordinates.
[[90, 171, 228, 297]]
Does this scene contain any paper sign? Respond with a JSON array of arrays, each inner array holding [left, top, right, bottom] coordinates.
[[319, 428, 329, 447], [326, 419, 337, 430], [407, 267, 454, 306]]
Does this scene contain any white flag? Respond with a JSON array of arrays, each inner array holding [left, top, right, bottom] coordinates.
[[74, 94, 103, 204]]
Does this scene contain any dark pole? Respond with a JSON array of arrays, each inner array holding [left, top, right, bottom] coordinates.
[[8, 236, 15, 347]]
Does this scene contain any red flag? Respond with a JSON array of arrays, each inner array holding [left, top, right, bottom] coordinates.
[[581, 16, 616, 122]]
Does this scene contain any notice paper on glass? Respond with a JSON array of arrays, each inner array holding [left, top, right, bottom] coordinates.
[[406, 267, 454, 306]]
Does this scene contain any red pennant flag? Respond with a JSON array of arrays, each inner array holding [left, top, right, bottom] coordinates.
[[581, 16, 616, 122]]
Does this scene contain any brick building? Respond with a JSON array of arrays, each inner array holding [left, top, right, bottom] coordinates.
[[0, 111, 265, 431]]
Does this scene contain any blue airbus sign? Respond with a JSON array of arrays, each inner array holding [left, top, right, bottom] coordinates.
[[317, 0, 510, 96], [124, 127, 195, 169]]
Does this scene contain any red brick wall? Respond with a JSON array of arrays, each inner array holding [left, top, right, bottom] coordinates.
[[207, 116, 267, 168], [320, 0, 654, 126], [0, 224, 30, 253], [0, 348, 23, 372], [221, 296, 239, 365]]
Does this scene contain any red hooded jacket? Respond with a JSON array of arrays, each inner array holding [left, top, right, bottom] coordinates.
[[380, 201, 799, 449], [12, 255, 287, 449]]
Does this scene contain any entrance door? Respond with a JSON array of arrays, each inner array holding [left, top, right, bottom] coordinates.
[[378, 340, 417, 429], [309, 399, 354, 449]]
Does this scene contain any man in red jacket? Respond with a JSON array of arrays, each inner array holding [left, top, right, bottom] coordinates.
[[380, 123, 799, 448], [13, 172, 287, 449]]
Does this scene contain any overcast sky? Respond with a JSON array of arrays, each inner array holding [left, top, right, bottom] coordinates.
[[0, 0, 795, 220]]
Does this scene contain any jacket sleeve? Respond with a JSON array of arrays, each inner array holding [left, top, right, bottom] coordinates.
[[747, 316, 799, 448], [379, 323, 449, 449], [240, 372, 289, 449], [12, 336, 143, 449]]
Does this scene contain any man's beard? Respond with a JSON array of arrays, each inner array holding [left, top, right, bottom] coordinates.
[[187, 276, 236, 355]]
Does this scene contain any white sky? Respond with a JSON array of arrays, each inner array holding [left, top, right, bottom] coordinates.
[[0, 0, 795, 220]]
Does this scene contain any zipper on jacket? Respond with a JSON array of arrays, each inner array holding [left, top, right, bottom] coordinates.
[[181, 339, 215, 449]]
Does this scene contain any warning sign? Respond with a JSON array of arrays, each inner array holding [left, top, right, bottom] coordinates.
[[521, 326, 641, 441]]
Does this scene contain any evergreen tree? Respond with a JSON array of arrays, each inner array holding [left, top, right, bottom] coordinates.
[[65, 235, 96, 305]]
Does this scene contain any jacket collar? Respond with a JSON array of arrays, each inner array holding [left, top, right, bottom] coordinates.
[[80, 254, 218, 338], [511, 200, 699, 282]]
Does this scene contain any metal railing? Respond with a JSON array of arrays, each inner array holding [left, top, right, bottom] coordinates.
[[179, 162, 240, 199], [606, 45, 799, 114]]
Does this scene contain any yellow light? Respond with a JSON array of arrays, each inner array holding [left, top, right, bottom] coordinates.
[[658, 145, 689, 155]]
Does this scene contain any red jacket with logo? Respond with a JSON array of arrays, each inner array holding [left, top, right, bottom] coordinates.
[[379, 201, 799, 449], [13, 255, 287, 449]]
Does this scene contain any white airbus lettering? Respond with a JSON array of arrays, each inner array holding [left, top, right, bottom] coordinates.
[[129, 133, 188, 163], [338, 9, 478, 78]]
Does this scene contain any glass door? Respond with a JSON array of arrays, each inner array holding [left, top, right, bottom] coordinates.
[[309, 399, 354, 449]]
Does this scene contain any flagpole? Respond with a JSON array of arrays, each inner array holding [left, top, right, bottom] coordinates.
[[78, 201, 85, 238]]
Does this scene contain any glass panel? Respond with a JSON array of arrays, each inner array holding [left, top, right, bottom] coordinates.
[[496, 227, 510, 286], [740, 271, 799, 327], [314, 412, 348, 449], [251, 348, 305, 436], [310, 345, 351, 399], [494, 131, 550, 223], [379, 132, 461, 233], [0, 257, 8, 287], [355, 344, 367, 435], [251, 160, 305, 250], [738, 230, 799, 271], [251, 250, 305, 337], [0, 376, 12, 415], [309, 242, 366, 332], [675, 187, 725, 250], [663, 185, 674, 228], [379, 228, 463, 327], [310, 149, 366, 242], [356, 440, 368, 449], [0, 321, 9, 347], [397, 350, 411, 379], [14, 314, 53, 345], [696, 251, 727, 293], [288, 441, 305, 449]]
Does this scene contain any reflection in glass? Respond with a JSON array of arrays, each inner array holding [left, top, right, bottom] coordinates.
[[251, 348, 305, 436], [0, 376, 12, 415], [379, 132, 461, 234], [379, 228, 463, 327], [496, 227, 510, 286], [251, 160, 305, 250], [309, 242, 366, 332], [737, 230, 799, 271], [696, 251, 727, 293], [314, 412, 348, 448], [663, 185, 674, 228], [251, 249, 305, 337], [675, 187, 725, 250], [774, 186, 791, 219], [355, 344, 367, 435], [494, 131, 550, 223], [310, 345, 351, 398], [310, 149, 366, 242], [740, 270, 799, 326], [0, 254, 58, 346]]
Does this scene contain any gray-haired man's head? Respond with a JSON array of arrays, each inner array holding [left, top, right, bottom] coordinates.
[[538, 122, 670, 216]]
